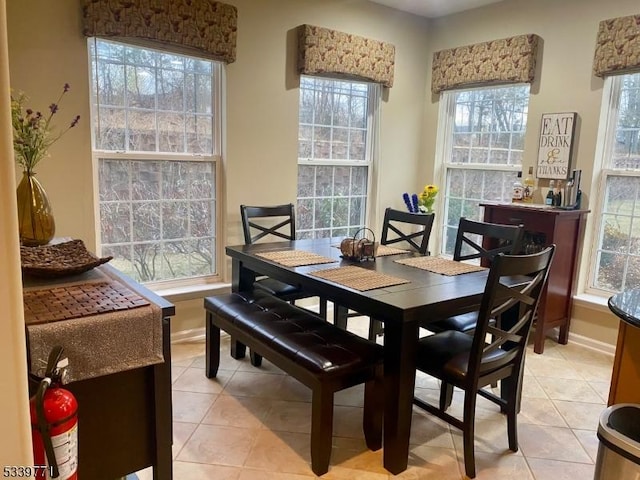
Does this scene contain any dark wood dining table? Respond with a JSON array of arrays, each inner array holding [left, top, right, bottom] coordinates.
[[225, 237, 491, 474]]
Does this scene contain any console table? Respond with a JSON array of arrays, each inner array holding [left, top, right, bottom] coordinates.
[[481, 203, 589, 353], [24, 264, 175, 480]]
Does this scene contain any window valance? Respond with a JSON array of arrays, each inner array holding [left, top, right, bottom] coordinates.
[[82, 0, 237, 64], [297, 24, 395, 88], [593, 14, 640, 77], [431, 34, 540, 94]]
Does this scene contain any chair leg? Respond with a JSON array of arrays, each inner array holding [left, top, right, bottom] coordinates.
[[368, 319, 383, 342], [319, 298, 328, 320], [311, 387, 334, 476], [462, 391, 478, 479], [440, 382, 454, 411], [363, 365, 383, 451], [205, 312, 220, 378], [502, 374, 519, 452]]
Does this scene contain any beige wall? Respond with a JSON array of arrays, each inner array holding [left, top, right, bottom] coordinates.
[[421, 0, 639, 349], [6, 0, 431, 334], [4, 0, 634, 369]]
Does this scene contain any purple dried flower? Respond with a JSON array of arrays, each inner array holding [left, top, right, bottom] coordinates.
[[49, 103, 58, 114], [26, 108, 32, 115], [70, 115, 80, 128], [63, 83, 70, 92], [411, 194, 420, 213], [402, 193, 413, 213]]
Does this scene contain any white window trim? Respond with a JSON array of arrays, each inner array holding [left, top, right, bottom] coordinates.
[[88, 38, 224, 291], [433, 85, 527, 255], [296, 77, 380, 236]]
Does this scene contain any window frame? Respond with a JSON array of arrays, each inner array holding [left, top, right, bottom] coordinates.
[[296, 75, 380, 239], [434, 84, 530, 256], [586, 73, 640, 295], [88, 38, 224, 289]]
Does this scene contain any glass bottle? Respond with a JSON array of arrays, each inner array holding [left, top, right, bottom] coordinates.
[[523, 167, 535, 203], [512, 171, 524, 203], [545, 180, 555, 206]]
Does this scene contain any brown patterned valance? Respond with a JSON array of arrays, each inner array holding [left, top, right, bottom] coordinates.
[[431, 34, 540, 94], [593, 14, 640, 77], [82, 0, 237, 64], [298, 24, 395, 88]]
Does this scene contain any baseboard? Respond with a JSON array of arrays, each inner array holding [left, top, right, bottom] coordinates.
[[567, 331, 615, 356], [171, 327, 206, 343]]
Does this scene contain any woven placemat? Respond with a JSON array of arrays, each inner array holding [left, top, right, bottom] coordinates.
[[376, 245, 412, 256], [24, 281, 150, 325], [255, 250, 337, 267], [395, 256, 487, 276], [310, 265, 410, 291]]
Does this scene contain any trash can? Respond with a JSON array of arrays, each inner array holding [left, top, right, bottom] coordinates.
[[594, 403, 640, 480]]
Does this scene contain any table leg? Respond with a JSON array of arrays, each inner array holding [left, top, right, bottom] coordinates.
[[382, 319, 419, 474], [153, 317, 173, 480], [333, 304, 348, 330]]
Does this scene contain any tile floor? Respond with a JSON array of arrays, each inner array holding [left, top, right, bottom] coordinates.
[[138, 320, 614, 480]]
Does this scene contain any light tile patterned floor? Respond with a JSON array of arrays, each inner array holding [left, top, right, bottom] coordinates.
[[138, 319, 614, 480]]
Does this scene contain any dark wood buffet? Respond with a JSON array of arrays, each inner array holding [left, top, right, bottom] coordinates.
[[481, 202, 589, 354]]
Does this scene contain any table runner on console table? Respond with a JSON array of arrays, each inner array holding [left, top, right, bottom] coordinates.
[[24, 267, 164, 383]]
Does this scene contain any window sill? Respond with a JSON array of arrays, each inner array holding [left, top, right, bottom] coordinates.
[[153, 282, 231, 303], [573, 292, 611, 314]]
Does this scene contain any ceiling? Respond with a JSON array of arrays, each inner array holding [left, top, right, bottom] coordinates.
[[368, 0, 507, 18]]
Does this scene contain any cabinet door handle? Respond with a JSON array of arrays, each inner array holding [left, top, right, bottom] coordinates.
[[509, 217, 524, 224]]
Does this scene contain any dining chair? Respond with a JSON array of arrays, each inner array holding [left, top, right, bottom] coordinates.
[[424, 217, 524, 334], [340, 208, 435, 341], [240, 204, 328, 319], [413, 245, 555, 479]]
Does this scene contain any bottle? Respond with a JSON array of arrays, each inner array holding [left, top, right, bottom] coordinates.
[[554, 180, 563, 207], [512, 171, 523, 203], [523, 167, 535, 203], [545, 180, 555, 206]]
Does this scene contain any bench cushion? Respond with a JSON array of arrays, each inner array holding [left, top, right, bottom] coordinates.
[[205, 290, 382, 376]]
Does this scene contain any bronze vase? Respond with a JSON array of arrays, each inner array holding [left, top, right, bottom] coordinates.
[[16, 171, 55, 246]]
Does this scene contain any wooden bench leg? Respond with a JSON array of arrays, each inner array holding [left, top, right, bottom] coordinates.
[[363, 366, 383, 451], [206, 313, 220, 378], [230, 337, 247, 359], [250, 350, 263, 367], [319, 298, 328, 320], [311, 387, 333, 476]]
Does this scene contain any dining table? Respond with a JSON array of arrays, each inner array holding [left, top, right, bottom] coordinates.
[[225, 237, 493, 474]]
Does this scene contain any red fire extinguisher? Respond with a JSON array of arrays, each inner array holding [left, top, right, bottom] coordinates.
[[30, 346, 78, 479]]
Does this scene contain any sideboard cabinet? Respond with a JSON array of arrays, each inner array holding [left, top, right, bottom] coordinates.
[[480, 203, 589, 354]]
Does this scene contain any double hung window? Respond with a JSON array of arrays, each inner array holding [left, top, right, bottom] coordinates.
[[296, 76, 378, 238], [89, 38, 221, 284], [437, 85, 530, 254], [590, 72, 640, 292]]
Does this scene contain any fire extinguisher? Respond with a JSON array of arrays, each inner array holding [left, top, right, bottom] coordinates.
[[30, 346, 78, 480]]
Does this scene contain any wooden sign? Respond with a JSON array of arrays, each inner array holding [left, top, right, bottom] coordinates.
[[536, 112, 577, 180]]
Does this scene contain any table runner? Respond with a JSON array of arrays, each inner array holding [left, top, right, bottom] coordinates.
[[255, 249, 337, 267], [310, 265, 410, 291], [25, 269, 164, 383], [395, 256, 487, 276], [375, 245, 412, 256]]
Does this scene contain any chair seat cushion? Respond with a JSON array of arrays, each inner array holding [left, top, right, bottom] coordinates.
[[254, 277, 302, 297], [426, 311, 479, 333], [416, 330, 507, 383]]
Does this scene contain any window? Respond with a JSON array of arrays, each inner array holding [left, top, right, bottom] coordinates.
[[590, 72, 640, 293], [89, 38, 221, 285], [296, 76, 378, 238], [437, 85, 530, 255]]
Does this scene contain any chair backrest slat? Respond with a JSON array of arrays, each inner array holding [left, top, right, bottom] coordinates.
[[468, 246, 555, 383], [454, 218, 524, 263], [240, 204, 296, 245], [380, 208, 435, 255]]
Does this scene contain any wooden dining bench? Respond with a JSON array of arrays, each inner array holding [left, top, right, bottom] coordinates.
[[204, 290, 383, 476]]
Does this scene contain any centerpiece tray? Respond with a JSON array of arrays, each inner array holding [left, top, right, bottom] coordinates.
[[21, 239, 113, 278]]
